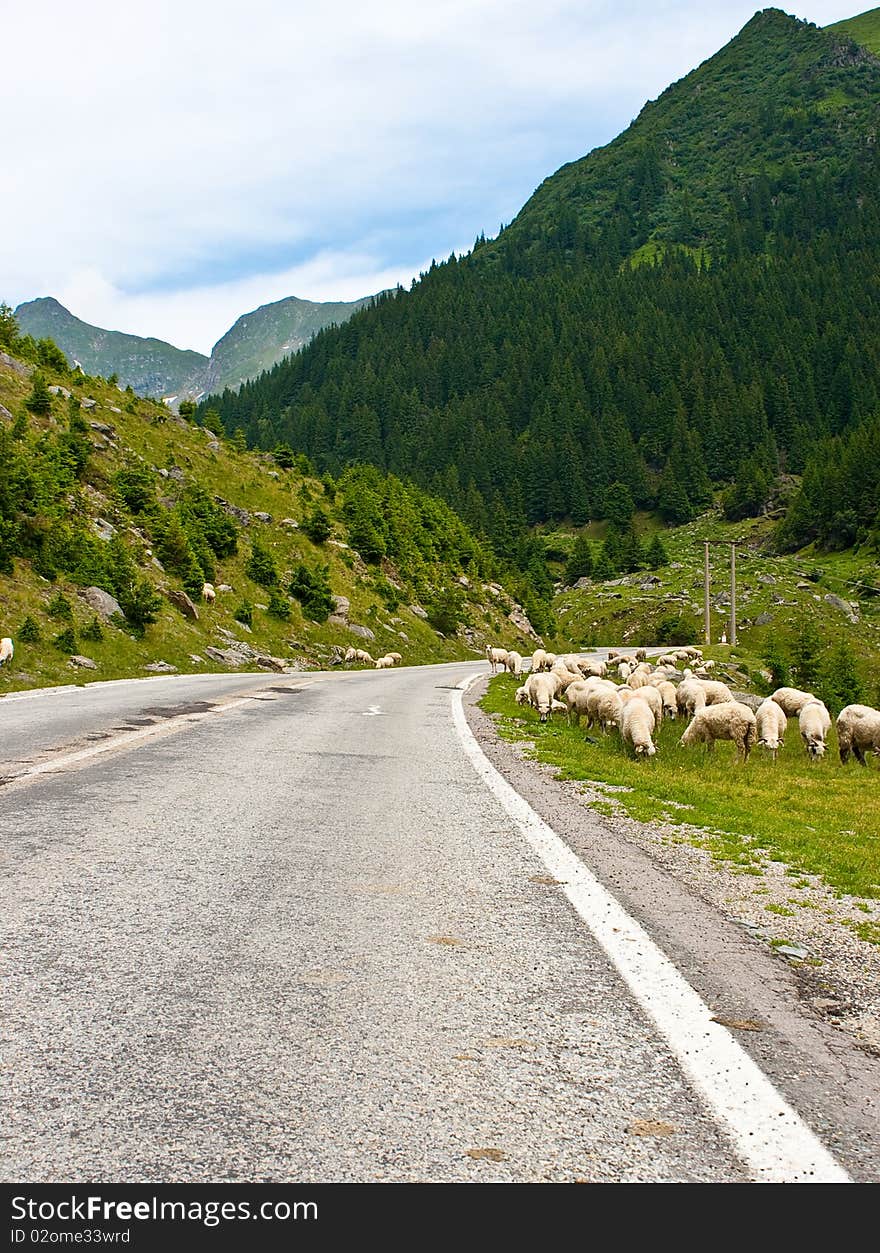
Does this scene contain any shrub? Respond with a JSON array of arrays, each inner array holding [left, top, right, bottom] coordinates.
[[267, 588, 292, 620], [47, 592, 74, 621], [52, 627, 77, 653], [25, 373, 52, 415], [288, 563, 334, 621], [81, 615, 104, 643], [301, 508, 332, 545], [117, 578, 162, 637], [426, 586, 464, 636], [234, 600, 254, 627], [246, 542, 278, 588], [18, 615, 41, 642]]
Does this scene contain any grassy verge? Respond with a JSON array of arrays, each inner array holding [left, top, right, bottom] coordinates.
[[480, 674, 880, 902]]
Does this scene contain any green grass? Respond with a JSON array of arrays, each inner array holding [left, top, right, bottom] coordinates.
[[480, 674, 880, 900], [828, 7, 880, 56]]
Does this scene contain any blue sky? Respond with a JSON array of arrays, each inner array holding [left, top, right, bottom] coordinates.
[[1, 0, 862, 353]]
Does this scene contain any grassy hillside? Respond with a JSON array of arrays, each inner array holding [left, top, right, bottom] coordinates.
[[0, 349, 540, 695], [829, 6, 880, 54]]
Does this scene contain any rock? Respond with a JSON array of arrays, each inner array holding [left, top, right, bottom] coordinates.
[[824, 593, 859, 623], [167, 589, 199, 620], [327, 539, 349, 549], [398, 632, 409, 642], [255, 655, 287, 672], [81, 586, 124, 619], [253, 511, 272, 523], [331, 594, 350, 621], [730, 692, 763, 712], [151, 556, 165, 572], [80, 398, 97, 409], [158, 467, 169, 478], [457, 575, 470, 588], [757, 572, 776, 585], [573, 576, 592, 591], [167, 465, 184, 482], [637, 575, 661, 589], [144, 660, 177, 673], [754, 612, 774, 626], [48, 385, 71, 399], [69, 655, 97, 670], [92, 517, 116, 542], [347, 623, 376, 641], [328, 614, 348, 628], [409, 604, 428, 619], [280, 518, 300, 528], [776, 944, 808, 961], [0, 403, 13, 422], [215, 497, 251, 526], [329, 645, 345, 666], [267, 471, 280, 480], [0, 350, 33, 377], [508, 605, 538, 640], [207, 440, 221, 452], [109, 405, 122, 414], [204, 646, 245, 666], [797, 581, 812, 589], [88, 421, 115, 437], [234, 620, 252, 633], [217, 584, 233, 592], [188, 654, 204, 664]]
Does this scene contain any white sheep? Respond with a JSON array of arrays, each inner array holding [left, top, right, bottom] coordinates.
[[634, 648, 647, 662], [355, 649, 374, 665], [653, 680, 678, 721], [505, 650, 523, 675], [589, 687, 624, 732], [543, 652, 558, 670], [755, 699, 787, 762], [837, 704, 880, 766], [617, 661, 632, 682], [486, 646, 509, 674], [621, 698, 657, 757], [676, 676, 707, 718], [798, 699, 831, 761], [680, 702, 757, 762], [550, 662, 583, 693], [0, 637, 13, 666], [632, 682, 662, 725], [770, 687, 815, 716], [202, 582, 216, 604], [387, 652, 402, 665], [515, 685, 530, 706], [375, 655, 395, 669], [524, 672, 560, 722], [531, 648, 548, 673], [344, 646, 358, 664]]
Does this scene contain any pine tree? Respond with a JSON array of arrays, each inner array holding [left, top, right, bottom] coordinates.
[[564, 535, 594, 585], [26, 373, 52, 415], [645, 533, 669, 568]]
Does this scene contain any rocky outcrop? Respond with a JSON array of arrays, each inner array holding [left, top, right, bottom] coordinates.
[[824, 593, 859, 623], [167, 589, 199, 620], [347, 623, 375, 641], [69, 655, 97, 669], [204, 646, 245, 666], [81, 586, 124, 618]]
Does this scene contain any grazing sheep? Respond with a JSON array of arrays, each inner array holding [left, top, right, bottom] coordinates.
[[550, 662, 583, 693], [837, 704, 880, 766], [634, 648, 647, 662], [524, 672, 559, 721], [631, 682, 662, 725], [505, 650, 523, 675], [654, 680, 678, 721], [695, 659, 715, 673], [355, 649, 374, 665], [798, 699, 831, 761], [531, 648, 548, 673], [577, 657, 607, 678], [387, 652, 402, 665], [486, 646, 509, 674], [202, 582, 216, 604], [515, 685, 530, 706], [0, 637, 13, 666], [617, 661, 632, 682], [770, 687, 815, 716], [543, 653, 558, 670], [680, 702, 757, 762], [344, 646, 358, 664], [627, 667, 652, 690], [621, 698, 657, 757], [375, 655, 395, 669], [701, 680, 734, 706], [676, 677, 707, 718], [755, 699, 787, 762]]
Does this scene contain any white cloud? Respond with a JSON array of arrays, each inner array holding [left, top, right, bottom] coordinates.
[[1, 1, 862, 349]]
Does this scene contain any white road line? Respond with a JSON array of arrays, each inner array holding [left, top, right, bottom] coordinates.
[[362, 705, 384, 716], [452, 675, 851, 1184]]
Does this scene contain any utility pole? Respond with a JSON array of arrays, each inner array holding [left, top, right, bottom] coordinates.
[[703, 542, 711, 646], [729, 542, 737, 647]]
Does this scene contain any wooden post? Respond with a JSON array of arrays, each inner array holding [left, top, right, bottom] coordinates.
[[703, 541, 711, 646], [729, 543, 737, 647]]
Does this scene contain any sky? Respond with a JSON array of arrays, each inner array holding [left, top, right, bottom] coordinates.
[[1, 0, 862, 354]]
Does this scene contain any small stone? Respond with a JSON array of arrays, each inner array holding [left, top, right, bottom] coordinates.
[[776, 944, 808, 960], [69, 655, 97, 670], [144, 660, 177, 673], [409, 604, 428, 619]]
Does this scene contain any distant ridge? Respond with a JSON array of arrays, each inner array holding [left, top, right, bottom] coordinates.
[[827, 6, 880, 55]]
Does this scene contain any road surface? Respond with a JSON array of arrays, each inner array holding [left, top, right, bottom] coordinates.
[[1, 661, 876, 1181]]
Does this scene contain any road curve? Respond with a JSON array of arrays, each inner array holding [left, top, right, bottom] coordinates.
[[0, 662, 861, 1181]]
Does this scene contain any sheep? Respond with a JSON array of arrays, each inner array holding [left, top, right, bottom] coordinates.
[[653, 680, 678, 721], [702, 680, 734, 706], [592, 688, 625, 731], [621, 698, 657, 757], [634, 648, 647, 662], [0, 637, 13, 666], [524, 672, 560, 721], [617, 661, 631, 682], [694, 659, 715, 673], [344, 646, 358, 664], [627, 667, 652, 690], [676, 677, 706, 718], [531, 648, 548, 673], [505, 650, 523, 676], [515, 685, 530, 706], [486, 646, 509, 674], [550, 662, 583, 692], [375, 655, 395, 669], [387, 652, 402, 665], [543, 653, 558, 670], [632, 682, 662, 725], [770, 687, 815, 717], [837, 704, 880, 766], [680, 702, 757, 762], [202, 582, 216, 605], [755, 699, 787, 762], [577, 657, 607, 678], [355, 649, 374, 665], [567, 683, 620, 732], [798, 699, 831, 761]]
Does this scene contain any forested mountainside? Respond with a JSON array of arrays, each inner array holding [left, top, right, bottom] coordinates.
[[0, 310, 542, 694], [200, 9, 880, 556], [15, 293, 374, 401]]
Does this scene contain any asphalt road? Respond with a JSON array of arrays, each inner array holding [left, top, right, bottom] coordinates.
[[0, 661, 872, 1181]]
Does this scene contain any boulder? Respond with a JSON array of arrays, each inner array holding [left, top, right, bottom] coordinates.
[[328, 615, 348, 628], [215, 497, 251, 526], [280, 518, 300, 529], [88, 421, 115, 437], [253, 511, 272, 523], [409, 604, 428, 619], [81, 586, 124, 619], [144, 660, 177, 673], [347, 623, 376, 641], [92, 517, 116, 542], [69, 655, 97, 670], [255, 655, 287, 672], [754, 612, 774, 626], [331, 594, 350, 621], [48, 385, 71, 399], [508, 605, 539, 640], [0, 403, 13, 422], [188, 654, 204, 664], [217, 584, 233, 592], [824, 593, 859, 624], [167, 589, 199, 620], [80, 398, 97, 409], [204, 646, 245, 666], [0, 351, 33, 377], [758, 572, 776, 586]]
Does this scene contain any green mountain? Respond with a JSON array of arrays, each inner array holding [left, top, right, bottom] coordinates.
[[828, 5, 880, 54], [200, 8, 880, 560], [205, 294, 377, 396], [15, 297, 207, 399], [14, 292, 375, 402], [0, 333, 541, 695]]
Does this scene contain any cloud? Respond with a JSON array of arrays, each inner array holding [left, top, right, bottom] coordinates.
[[2, 1, 860, 350]]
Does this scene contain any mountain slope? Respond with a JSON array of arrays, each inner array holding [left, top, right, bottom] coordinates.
[[15, 297, 207, 398], [15, 292, 377, 402], [829, 6, 880, 54], [200, 8, 880, 555], [204, 293, 377, 395]]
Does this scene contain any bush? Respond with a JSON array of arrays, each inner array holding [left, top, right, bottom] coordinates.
[[117, 578, 162, 637], [426, 586, 464, 636], [18, 615, 41, 642], [246, 542, 278, 588], [81, 615, 104, 643], [301, 508, 332, 545], [25, 373, 52, 415], [52, 627, 77, 653], [234, 600, 254, 627], [267, 588, 292, 620], [288, 563, 334, 621], [47, 592, 74, 621]]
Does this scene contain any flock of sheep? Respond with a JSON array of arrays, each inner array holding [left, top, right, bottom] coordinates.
[[488, 644, 880, 767], [344, 647, 403, 669]]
